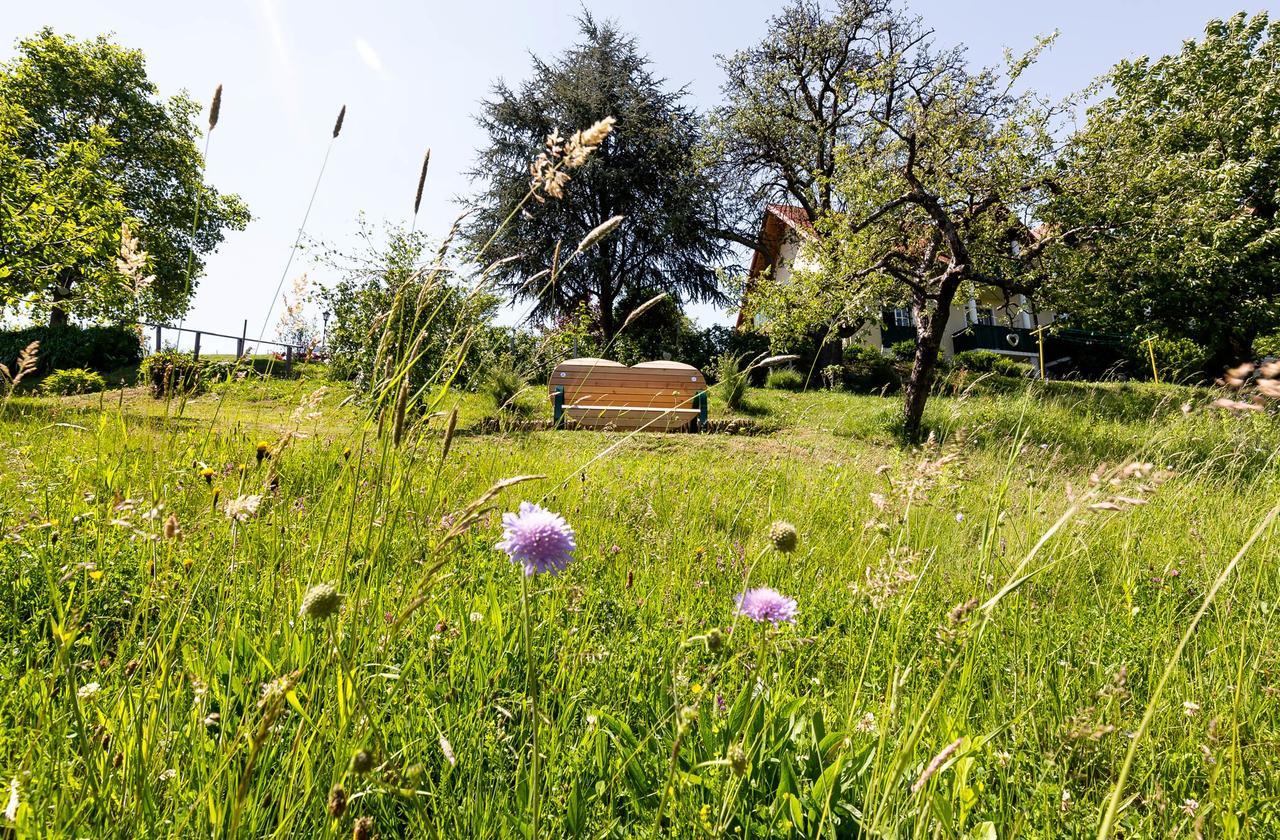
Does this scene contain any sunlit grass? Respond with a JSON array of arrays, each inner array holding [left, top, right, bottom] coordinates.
[[0, 379, 1277, 836]]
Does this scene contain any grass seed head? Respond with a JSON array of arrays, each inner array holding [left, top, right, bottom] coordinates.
[[352, 816, 373, 840], [209, 83, 222, 131], [326, 784, 346, 818], [333, 104, 346, 138]]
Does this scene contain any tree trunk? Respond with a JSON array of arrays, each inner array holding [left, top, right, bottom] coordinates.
[[902, 302, 948, 443], [48, 269, 76, 327]]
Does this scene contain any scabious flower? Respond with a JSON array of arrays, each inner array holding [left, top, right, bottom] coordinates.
[[735, 587, 797, 624], [768, 521, 798, 553], [496, 502, 576, 576]]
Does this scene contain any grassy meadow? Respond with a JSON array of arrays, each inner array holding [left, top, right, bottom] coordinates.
[[1, 371, 1279, 837]]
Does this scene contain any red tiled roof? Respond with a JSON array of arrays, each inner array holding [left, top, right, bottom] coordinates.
[[765, 203, 818, 241]]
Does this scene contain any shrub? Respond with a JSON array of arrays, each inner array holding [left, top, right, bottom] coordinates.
[[41, 367, 106, 396], [1255, 331, 1280, 360], [140, 350, 206, 398], [765, 367, 806, 391], [0, 325, 142, 375], [888, 339, 916, 362], [715, 353, 749, 410], [485, 358, 529, 414], [1128, 335, 1206, 383], [842, 344, 899, 392], [952, 350, 1027, 377], [317, 221, 498, 395]]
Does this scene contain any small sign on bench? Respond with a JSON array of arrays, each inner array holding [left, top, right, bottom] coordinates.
[[549, 358, 708, 432]]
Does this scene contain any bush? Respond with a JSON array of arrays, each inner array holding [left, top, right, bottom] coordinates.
[[765, 367, 806, 391], [485, 358, 529, 414], [842, 344, 899, 393], [41, 367, 107, 396], [715, 353, 749, 410], [0, 325, 143, 375], [952, 350, 1028, 378], [317, 222, 499, 395], [888, 339, 916, 362], [1128, 335, 1206, 384], [1255, 331, 1280, 360], [140, 350, 206, 398]]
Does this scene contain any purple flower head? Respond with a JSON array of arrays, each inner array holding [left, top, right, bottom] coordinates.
[[735, 587, 797, 624], [496, 501, 577, 576]]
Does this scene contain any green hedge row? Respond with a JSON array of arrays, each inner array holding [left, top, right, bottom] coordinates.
[[0, 325, 144, 375]]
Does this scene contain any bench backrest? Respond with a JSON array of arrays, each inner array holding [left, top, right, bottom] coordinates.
[[549, 358, 707, 409]]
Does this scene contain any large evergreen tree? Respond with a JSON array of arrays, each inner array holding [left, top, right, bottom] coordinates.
[[466, 14, 726, 341], [0, 29, 249, 325]]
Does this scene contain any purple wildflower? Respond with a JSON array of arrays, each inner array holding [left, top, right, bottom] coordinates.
[[735, 587, 797, 624], [496, 502, 577, 576]]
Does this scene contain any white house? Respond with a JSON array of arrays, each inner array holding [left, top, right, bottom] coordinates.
[[738, 203, 1056, 362]]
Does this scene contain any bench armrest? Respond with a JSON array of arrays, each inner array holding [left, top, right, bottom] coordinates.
[[552, 385, 565, 428]]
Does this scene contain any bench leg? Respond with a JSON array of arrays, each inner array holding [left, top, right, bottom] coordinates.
[[553, 386, 565, 429]]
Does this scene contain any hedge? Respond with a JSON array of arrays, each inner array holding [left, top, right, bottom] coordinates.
[[0, 325, 144, 376]]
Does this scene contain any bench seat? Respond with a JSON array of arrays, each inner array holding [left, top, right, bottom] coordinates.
[[550, 358, 708, 432]]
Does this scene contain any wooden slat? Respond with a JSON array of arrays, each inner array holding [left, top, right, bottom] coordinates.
[[552, 371, 705, 384], [564, 410, 694, 430]]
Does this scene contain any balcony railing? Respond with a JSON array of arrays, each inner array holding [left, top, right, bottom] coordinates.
[[951, 323, 1036, 354]]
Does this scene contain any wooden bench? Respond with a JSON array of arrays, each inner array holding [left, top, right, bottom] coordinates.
[[549, 358, 708, 431]]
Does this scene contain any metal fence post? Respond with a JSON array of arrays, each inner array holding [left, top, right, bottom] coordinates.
[[193, 332, 201, 362], [154, 325, 162, 352], [285, 345, 293, 377]]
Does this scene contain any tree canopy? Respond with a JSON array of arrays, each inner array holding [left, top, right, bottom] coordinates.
[[1044, 12, 1280, 367], [739, 3, 1069, 438], [466, 14, 727, 341], [0, 29, 249, 324], [707, 0, 920, 250]]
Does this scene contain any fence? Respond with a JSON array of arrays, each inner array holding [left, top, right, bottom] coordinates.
[[143, 320, 321, 377]]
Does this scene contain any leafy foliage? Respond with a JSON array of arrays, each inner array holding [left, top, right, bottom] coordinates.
[[764, 367, 805, 391], [842, 343, 900, 393], [952, 350, 1028, 378], [140, 349, 205, 397], [466, 14, 726, 339], [316, 221, 499, 396], [1127, 335, 1207, 384], [1046, 13, 1280, 366], [40, 367, 106, 395], [0, 324, 141, 375], [0, 99, 128, 315], [0, 29, 249, 323]]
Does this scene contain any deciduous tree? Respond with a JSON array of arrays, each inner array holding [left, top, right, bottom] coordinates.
[[1045, 12, 1280, 368], [0, 29, 249, 324]]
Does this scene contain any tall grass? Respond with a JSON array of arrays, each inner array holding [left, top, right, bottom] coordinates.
[[5, 113, 1280, 838], [2, 375, 1279, 836]]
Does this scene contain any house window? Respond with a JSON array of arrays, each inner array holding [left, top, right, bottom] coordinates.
[[968, 306, 997, 326], [892, 307, 914, 327]]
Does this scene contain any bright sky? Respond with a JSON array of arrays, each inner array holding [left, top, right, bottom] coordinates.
[[1, 0, 1268, 351]]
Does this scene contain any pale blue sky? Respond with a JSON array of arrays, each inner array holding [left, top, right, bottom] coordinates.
[[1, 0, 1269, 351]]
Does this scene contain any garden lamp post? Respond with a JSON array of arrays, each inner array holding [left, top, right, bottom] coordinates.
[[322, 310, 330, 353]]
